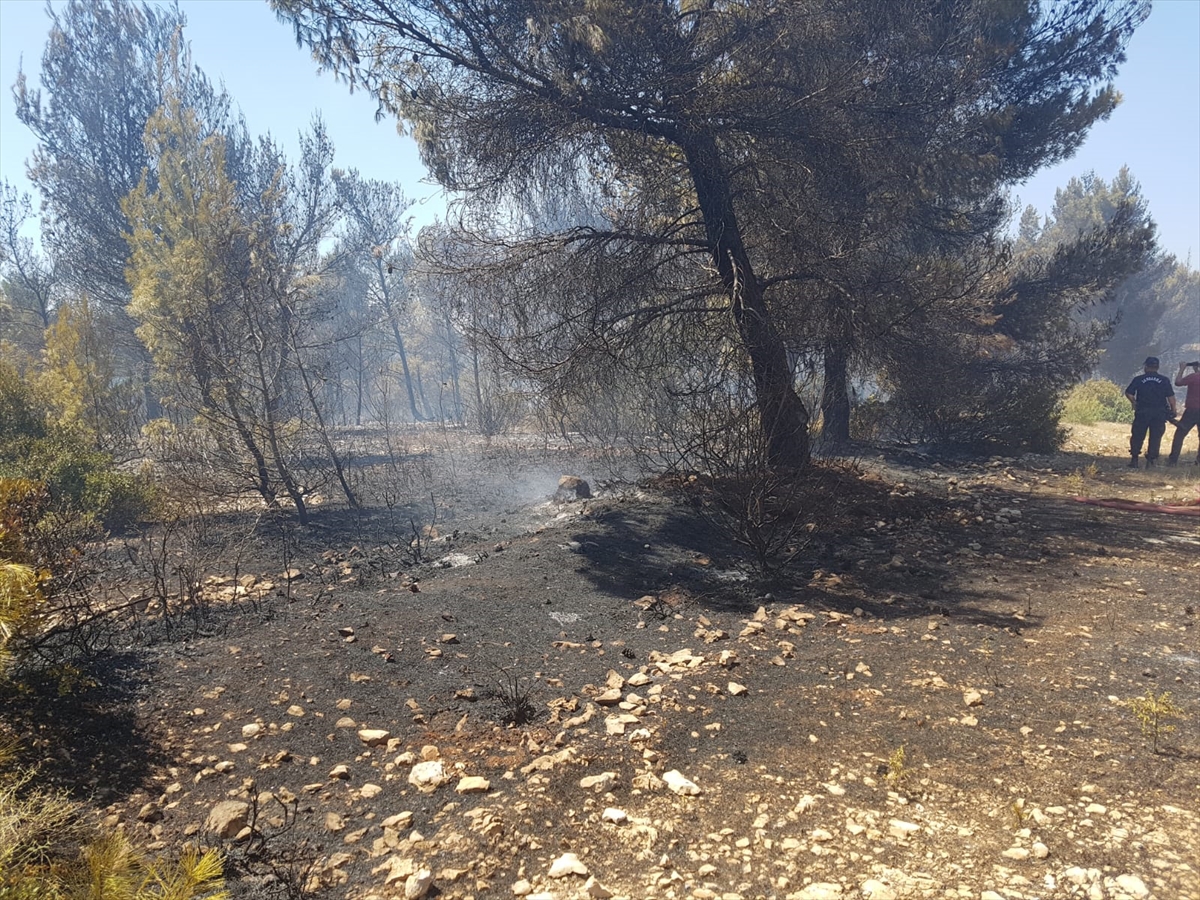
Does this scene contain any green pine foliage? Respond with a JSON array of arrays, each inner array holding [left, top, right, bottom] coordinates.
[[0, 752, 228, 900]]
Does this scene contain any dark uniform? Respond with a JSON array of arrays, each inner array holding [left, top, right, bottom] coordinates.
[[1124, 370, 1175, 464]]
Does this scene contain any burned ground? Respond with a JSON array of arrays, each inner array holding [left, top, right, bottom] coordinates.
[[3, 424, 1198, 900]]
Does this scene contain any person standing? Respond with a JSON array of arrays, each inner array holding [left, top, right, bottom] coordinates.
[[1124, 357, 1177, 468], [1167, 359, 1200, 465]]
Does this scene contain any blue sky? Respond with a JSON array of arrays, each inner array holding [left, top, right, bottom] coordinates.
[[1, 0, 1197, 262]]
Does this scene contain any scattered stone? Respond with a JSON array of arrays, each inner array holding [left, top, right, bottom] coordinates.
[[455, 776, 491, 794], [584, 875, 614, 898], [601, 807, 628, 824], [241, 723, 262, 739], [888, 819, 920, 839], [1114, 874, 1149, 898], [358, 728, 391, 746], [790, 884, 844, 899], [580, 772, 617, 792], [521, 747, 576, 774], [330, 765, 350, 780], [404, 869, 433, 899], [512, 879, 533, 896], [663, 770, 701, 796], [372, 855, 412, 884], [549, 852, 589, 877], [595, 687, 623, 705], [137, 802, 161, 823], [408, 761, 448, 792], [555, 475, 592, 501], [382, 812, 414, 829], [728, 681, 747, 696], [963, 689, 984, 707], [204, 801, 250, 839], [860, 880, 898, 900]]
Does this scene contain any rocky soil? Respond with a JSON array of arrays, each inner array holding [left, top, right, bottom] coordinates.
[[5, 424, 1199, 900]]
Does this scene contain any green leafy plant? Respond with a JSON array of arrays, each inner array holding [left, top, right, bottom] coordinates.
[[0, 362, 151, 533], [1063, 379, 1135, 426], [1128, 690, 1182, 753]]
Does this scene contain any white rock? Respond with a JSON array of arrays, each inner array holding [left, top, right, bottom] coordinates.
[[1114, 874, 1149, 898], [860, 880, 897, 900], [511, 879, 532, 896], [549, 852, 588, 878], [404, 868, 433, 899], [1032, 841, 1050, 859], [241, 723, 262, 738], [584, 876, 613, 898], [407, 760, 448, 792], [601, 807, 628, 824], [1064, 867, 1092, 886], [663, 770, 701, 796], [791, 883, 844, 899], [728, 681, 747, 696], [1002, 847, 1030, 860]]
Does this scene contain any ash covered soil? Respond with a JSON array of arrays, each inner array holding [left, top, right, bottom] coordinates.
[[7, 425, 1200, 900]]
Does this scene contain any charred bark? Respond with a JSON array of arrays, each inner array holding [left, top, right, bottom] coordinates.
[[820, 341, 852, 446], [683, 133, 810, 469]]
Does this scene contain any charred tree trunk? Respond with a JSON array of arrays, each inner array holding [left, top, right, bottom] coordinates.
[[821, 340, 852, 446], [683, 133, 810, 469]]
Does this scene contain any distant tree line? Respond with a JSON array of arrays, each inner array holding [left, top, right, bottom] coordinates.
[[1, 0, 1196, 522]]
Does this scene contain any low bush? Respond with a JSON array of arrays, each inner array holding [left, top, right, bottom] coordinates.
[[0, 362, 151, 533], [1063, 379, 1135, 425]]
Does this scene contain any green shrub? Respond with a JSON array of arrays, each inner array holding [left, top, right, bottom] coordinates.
[[1063, 379, 1135, 425], [0, 365, 45, 447], [0, 363, 150, 533]]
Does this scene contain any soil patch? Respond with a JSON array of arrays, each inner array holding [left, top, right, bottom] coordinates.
[[4, 426, 1198, 900]]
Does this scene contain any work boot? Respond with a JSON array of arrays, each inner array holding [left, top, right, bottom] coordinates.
[[1127, 456, 1139, 468], [1145, 457, 1157, 467], [1167, 457, 1179, 466]]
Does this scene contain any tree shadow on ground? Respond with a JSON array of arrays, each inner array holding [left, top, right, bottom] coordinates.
[[565, 455, 1198, 634], [0, 650, 166, 802]]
